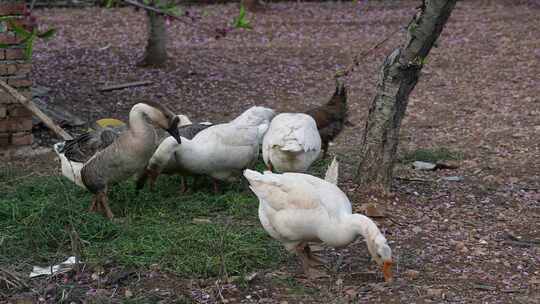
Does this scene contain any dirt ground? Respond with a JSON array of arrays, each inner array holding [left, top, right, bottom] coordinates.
[[2, 0, 539, 303]]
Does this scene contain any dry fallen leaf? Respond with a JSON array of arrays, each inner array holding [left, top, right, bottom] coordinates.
[[359, 203, 385, 218]]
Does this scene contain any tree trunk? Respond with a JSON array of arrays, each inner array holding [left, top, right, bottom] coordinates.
[[355, 0, 457, 191], [139, 9, 168, 67], [242, 0, 262, 12]]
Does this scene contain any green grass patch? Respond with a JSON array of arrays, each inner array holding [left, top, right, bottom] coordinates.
[[399, 147, 463, 164], [0, 158, 332, 279]]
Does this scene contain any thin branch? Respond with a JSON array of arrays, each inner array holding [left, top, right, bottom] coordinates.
[[335, 26, 404, 79], [98, 80, 153, 92], [121, 0, 232, 40]]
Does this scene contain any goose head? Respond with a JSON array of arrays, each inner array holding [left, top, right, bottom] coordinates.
[[138, 101, 182, 144], [366, 233, 393, 282]]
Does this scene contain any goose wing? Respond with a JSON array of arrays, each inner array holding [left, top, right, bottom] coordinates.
[[244, 170, 321, 211], [63, 127, 123, 163], [195, 123, 259, 148], [293, 116, 322, 152], [266, 114, 321, 153], [177, 123, 213, 140]]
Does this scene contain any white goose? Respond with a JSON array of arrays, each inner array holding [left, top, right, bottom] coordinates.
[[140, 106, 275, 192], [243, 158, 394, 281], [262, 113, 321, 173]]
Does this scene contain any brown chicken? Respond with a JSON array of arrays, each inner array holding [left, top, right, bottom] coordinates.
[[305, 82, 349, 158]]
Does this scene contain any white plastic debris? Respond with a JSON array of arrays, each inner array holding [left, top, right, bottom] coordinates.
[[413, 161, 437, 170], [29, 256, 79, 278]]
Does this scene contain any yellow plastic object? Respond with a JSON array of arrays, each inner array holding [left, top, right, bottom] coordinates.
[[95, 118, 125, 128], [88, 118, 126, 132]]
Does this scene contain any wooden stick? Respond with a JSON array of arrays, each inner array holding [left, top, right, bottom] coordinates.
[[98, 80, 153, 92], [0, 80, 73, 140]]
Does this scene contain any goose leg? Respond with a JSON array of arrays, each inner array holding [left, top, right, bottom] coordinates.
[[295, 243, 328, 279], [97, 192, 114, 219], [295, 243, 312, 275], [179, 176, 188, 193], [304, 245, 327, 266], [88, 196, 98, 212], [135, 168, 159, 192], [147, 170, 160, 191], [212, 179, 220, 193], [267, 160, 274, 172]]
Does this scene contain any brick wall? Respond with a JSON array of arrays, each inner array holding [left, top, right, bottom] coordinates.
[[0, 1, 34, 149]]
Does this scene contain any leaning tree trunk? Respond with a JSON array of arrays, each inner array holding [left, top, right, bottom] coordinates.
[[355, 0, 458, 191], [139, 8, 168, 67]]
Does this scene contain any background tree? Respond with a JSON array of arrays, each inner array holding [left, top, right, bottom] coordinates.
[[140, 3, 168, 67], [242, 0, 262, 12], [121, 0, 250, 67], [354, 0, 458, 191]]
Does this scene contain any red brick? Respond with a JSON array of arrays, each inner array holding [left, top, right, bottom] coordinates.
[[8, 105, 30, 117], [0, 118, 8, 131], [8, 77, 32, 88], [0, 94, 14, 104], [0, 117, 32, 131], [6, 18, 35, 32], [0, 63, 17, 76], [17, 63, 31, 74], [0, 33, 22, 45], [11, 131, 32, 146], [0, 105, 6, 118], [0, 133, 9, 147], [0, 3, 26, 16], [5, 48, 25, 60]]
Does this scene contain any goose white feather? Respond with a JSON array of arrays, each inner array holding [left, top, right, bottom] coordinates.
[[262, 113, 321, 172], [243, 163, 393, 281], [54, 142, 85, 188], [324, 157, 339, 185], [145, 106, 275, 187]]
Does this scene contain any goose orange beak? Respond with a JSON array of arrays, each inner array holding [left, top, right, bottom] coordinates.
[[383, 261, 394, 282]]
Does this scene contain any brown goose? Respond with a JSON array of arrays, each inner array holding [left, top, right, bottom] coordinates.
[[53, 102, 181, 219]]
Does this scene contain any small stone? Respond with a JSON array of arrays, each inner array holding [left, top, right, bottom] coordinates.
[[426, 288, 443, 297], [413, 161, 437, 170], [412, 226, 423, 233], [473, 248, 487, 256], [455, 241, 468, 253], [442, 176, 463, 182], [192, 218, 212, 224], [404, 269, 420, 280], [125, 290, 133, 298], [344, 286, 358, 297]]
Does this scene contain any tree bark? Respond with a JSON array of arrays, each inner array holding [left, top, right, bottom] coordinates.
[[355, 0, 457, 191], [139, 8, 168, 67], [242, 0, 262, 12]]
